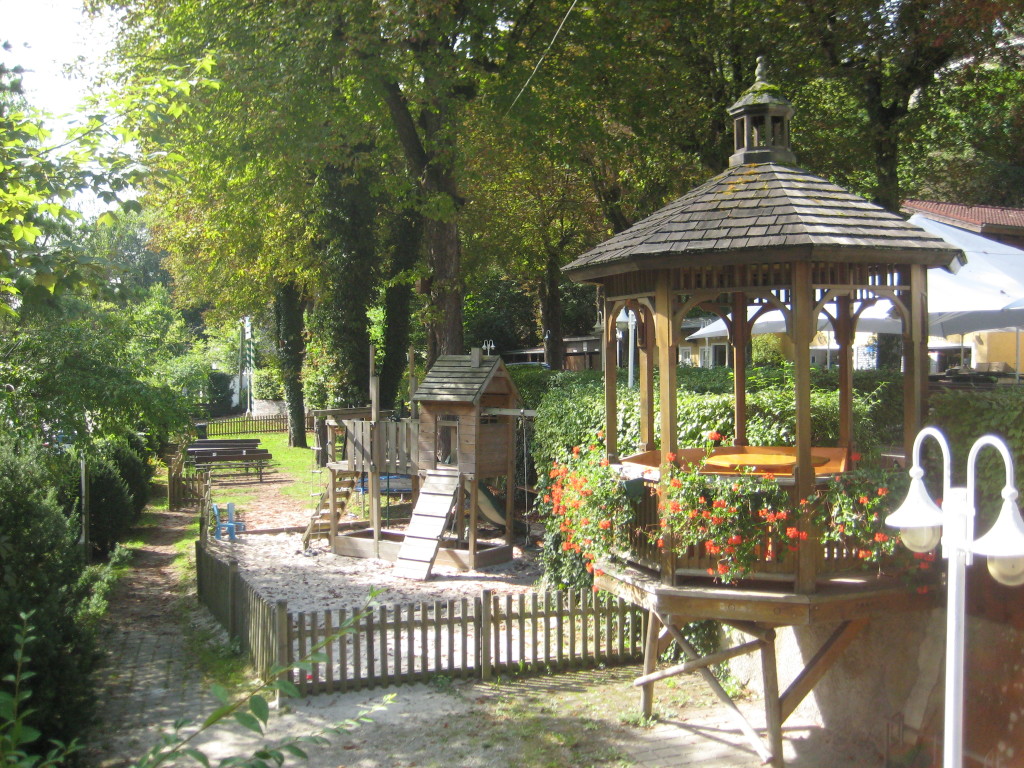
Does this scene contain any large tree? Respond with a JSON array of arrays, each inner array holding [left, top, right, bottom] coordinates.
[[794, 0, 1024, 211]]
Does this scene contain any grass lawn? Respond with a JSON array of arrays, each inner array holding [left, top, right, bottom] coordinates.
[[207, 431, 319, 505]]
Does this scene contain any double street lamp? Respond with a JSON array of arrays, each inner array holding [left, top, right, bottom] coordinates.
[[885, 427, 1024, 768]]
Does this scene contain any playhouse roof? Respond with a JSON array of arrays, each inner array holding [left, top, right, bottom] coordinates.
[[413, 354, 520, 406]]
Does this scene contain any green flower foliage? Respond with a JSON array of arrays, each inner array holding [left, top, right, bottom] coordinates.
[[541, 441, 636, 582], [808, 467, 912, 568], [658, 463, 800, 584]]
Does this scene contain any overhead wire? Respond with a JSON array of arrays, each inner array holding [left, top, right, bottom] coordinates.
[[504, 0, 579, 117]]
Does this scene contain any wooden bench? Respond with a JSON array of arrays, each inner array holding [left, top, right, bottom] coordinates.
[[190, 449, 272, 481], [189, 439, 262, 449]]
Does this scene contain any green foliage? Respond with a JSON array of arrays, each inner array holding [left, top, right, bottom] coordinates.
[[463, 275, 539, 352], [532, 372, 891, 474], [87, 457, 135, 557], [0, 615, 81, 768], [928, 389, 1024, 517], [0, 439, 96, 749], [0, 57, 145, 309], [750, 336, 786, 367], [206, 372, 235, 418], [658, 466, 800, 583], [252, 369, 284, 401], [0, 296, 192, 447], [98, 438, 154, 517]]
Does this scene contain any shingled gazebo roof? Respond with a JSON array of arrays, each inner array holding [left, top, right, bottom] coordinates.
[[563, 163, 963, 282]]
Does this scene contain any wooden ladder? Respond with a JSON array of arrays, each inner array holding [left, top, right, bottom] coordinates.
[[302, 470, 359, 548], [393, 468, 460, 580]]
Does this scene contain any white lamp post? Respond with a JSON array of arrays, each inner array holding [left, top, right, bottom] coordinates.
[[886, 427, 1024, 768]]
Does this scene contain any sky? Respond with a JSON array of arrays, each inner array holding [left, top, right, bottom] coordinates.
[[1, 0, 114, 118]]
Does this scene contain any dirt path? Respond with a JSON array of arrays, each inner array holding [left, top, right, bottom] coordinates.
[[86, 499, 216, 766]]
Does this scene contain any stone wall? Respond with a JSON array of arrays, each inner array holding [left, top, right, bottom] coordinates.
[[251, 399, 287, 417]]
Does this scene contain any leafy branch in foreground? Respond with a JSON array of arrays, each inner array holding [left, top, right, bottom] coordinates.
[[134, 590, 391, 768], [0, 614, 80, 768]]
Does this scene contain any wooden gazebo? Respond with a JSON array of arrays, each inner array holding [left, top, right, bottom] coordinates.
[[561, 60, 963, 765], [565, 59, 961, 591]]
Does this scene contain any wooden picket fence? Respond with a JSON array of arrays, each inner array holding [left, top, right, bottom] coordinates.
[[195, 543, 646, 693], [201, 413, 316, 437], [168, 452, 212, 511]]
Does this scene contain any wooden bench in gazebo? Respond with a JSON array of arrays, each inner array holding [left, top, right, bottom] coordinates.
[[561, 58, 963, 766]]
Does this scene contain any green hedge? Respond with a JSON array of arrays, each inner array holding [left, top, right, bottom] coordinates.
[[928, 388, 1024, 520], [533, 378, 887, 471], [0, 438, 97, 748]]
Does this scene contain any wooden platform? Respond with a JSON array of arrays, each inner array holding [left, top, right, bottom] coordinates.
[[595, 562, 933, 626], [595, 561, 937, 767], [333, 528, 512, 570]]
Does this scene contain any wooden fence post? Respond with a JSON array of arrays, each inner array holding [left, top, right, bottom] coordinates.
[[195, 540, 203, 599], [480, 589, 492, 681], [275, 599, 289, 706], [227, 559, 238, 640]]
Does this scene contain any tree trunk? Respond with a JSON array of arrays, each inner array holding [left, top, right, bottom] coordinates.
[[274, 281, 307, 448], [380, 212, 420, 410], [539, 248, 565, 371], [425, 215, 464, 362]]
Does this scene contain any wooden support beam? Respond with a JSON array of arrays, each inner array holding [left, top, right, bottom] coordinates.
[[837, 295, 854, 450], [468, 474, 478, 570], [640, 609, 660, 718], [732, 292, 748, 447], [779, 618, 867, 723], [760, 629, 784, 767], [638, 306, 656, 451], [792, 264, 818, 594], [652, 611, 773, 764], [655, 274, 677, 458], [632, 638, 765, 687], [902, 266, 928, 459], [722, 619, 775, 643]]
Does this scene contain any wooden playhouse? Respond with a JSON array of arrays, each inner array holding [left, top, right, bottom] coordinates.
[[330, 349, 521, 579]]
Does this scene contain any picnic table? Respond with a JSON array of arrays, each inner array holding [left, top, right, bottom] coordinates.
[[187, 441, 272, 481]]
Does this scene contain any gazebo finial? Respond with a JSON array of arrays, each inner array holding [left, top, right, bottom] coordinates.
[[726, 58, 797, 166], [754, 55, 768, 84]]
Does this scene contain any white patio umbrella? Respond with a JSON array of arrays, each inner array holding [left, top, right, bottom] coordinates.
[[913, 215, 1024, 334], [686, 302, 900, 341], [689, 216, 1024, 342]]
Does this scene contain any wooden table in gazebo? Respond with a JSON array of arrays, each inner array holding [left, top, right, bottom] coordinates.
[[561, 59, 961, 766]]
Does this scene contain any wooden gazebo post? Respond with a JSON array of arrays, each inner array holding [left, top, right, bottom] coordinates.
[[656, 275, 678, 457]]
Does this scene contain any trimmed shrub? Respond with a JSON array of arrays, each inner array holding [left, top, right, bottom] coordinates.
[[100, 439, 153, 518], [0, 438, 97, 748], [533, 378, 886, 472], [929, 388, 1024, 517], [207, 370, 236, 417], [87, 457, 134, 556]]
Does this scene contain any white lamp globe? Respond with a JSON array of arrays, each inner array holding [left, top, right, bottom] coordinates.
[[900, 525, 942, 554]]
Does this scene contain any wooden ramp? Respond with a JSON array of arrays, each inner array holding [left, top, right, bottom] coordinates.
[[394, 469, 460, 580]]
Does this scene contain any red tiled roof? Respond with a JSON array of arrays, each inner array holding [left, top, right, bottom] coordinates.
[[903, 200, 1024, 231]]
